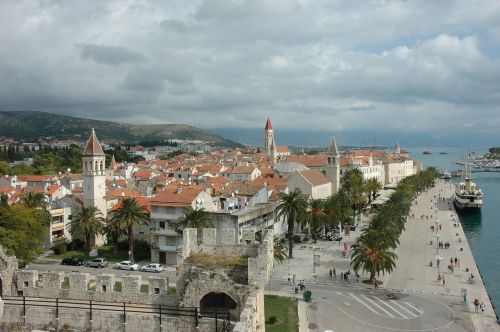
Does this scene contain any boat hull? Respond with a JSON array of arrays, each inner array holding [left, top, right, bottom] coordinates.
[[453, 198, 482, 211]]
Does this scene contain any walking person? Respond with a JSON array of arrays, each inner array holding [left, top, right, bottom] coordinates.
[[340, 272, 344, 283], [480, 302, 485, 314], [329, 268, 333, 279], [373, 277, 379, 290], [442, 275, 446, 286], [333, 267, 336, 278], [288, 274, 292, 285], [474, 299, 480, 313]]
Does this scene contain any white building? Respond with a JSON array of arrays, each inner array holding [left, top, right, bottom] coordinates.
[[288, 169, 332, 200]]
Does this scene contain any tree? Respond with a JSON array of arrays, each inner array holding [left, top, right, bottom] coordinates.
[[273, 236, 287, 263], [341, 169, 367, 222], [20, 191, 47, 210], [0, 194, 8, 209], [275, 191, 307, 259], [350, 229, 397, 282], [174, 206, 213, 241], [306, 199, 325, 240], [104, 218, 125, 255], [364, 178, 382, 204], [0, 205, 48, 265], [68, 206, 105, 252], [110, 198, 150, 261]]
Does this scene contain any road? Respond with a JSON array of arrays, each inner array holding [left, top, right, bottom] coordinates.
[[268, 278, 474, 332]]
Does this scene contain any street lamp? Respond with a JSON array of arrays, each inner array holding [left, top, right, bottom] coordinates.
[[435, 233, 441, 254], [435, 255, 443, 273]]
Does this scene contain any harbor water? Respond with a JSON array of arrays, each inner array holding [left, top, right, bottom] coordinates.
[[409, 146, 500, 318]]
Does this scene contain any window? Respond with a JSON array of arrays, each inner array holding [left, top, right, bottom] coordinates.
[[159, 221, 165, 229], [154, 287, 160, 294], [102, 285, 107, 292]]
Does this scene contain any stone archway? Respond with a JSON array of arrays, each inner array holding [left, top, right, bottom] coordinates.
[[200, 292, 238, 319]]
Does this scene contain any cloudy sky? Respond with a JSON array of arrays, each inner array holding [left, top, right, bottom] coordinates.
[[1, 0, 500, 145]]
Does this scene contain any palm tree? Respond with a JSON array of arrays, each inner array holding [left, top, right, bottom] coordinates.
[[20, 191, 47, 209], [275, 191, 307, 259], [110, 197, 150, 261], [68, 206, 105, 252], [364, 178, 382, 204], [104, 218, 125, 255], [307, 199, 325, 240], [174, 206, 213, 242], [351, 229, 398, 282], [273, 236, 287, 264], [341, 169, 367, 222]]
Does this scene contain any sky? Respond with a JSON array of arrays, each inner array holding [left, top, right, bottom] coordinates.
[[1, 0, 500, 146]]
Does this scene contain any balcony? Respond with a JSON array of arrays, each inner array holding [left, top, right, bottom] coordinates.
[[150, 227, 178, 236], [151, 243, 177, 252]]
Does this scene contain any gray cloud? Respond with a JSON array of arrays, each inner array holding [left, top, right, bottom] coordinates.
[[0, 0, 499, 145], [77, 43, 146, 65]]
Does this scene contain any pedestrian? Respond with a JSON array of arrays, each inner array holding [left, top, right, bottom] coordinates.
[[288, 274, 292, 285], [464, 292, 468, 305], [292, 274, 296, 285], [373, 277, 379, 290], [356, 272, 360, 283], [333, 267, 336, 278], [480, 302, 485, 314], [442, 275, 446, 286], [438, 274, 442, 282], [439, 224, 442, 231], [450, 258, 453, 264], [340, 272, 344, 283], [329, 268, 333, 279], [474, 299, 480, 313], [454, 257, 458, 265]]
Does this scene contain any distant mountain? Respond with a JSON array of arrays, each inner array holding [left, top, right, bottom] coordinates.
[[0, 111, 242, 147]]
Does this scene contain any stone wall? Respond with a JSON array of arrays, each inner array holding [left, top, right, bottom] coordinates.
[[15, 270, 177, 305], [0, 246, 18, 296]]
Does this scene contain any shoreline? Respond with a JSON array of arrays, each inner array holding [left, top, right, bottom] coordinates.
[[384, 180, 500, 331]]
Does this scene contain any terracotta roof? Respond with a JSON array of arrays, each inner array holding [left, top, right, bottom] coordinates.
[[265, 118, 273, 130], [223, 166, 257, 175], [18, 175, 52, 182], [223, 182, 264, 197], [285, 156, 327, 168], [252, 177, 287, 185], [107, 189, 141, 199], [150, 187, 203, 207], [276, 146, 289, 153], [47, 185, 61, 196], [297, 170, 330, 186], [83, 129, 105, 156]]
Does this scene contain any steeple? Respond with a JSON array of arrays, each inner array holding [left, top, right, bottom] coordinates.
[[395, 141, 401, 155], [264, 118, 273, 130], [327, 136, 339, 156], [110, 154, 117, 171], [83, 128, 105, 156]]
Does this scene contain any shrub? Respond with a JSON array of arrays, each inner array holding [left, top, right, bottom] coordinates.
[[167, 287, 176, 295], [266, 316, 278, 325], [117, 239, 151, 261], [66, 239, 84, 251], [303, 290, 312, 302], [53, 243, 67, 255]]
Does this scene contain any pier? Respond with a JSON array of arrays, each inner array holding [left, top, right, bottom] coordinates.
[[384, 180, 500, 331]]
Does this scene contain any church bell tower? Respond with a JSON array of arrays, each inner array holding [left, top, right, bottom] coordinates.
[[325, 136, 340, 194]]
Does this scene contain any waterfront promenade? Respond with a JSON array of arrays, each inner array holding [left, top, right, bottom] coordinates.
[[384, 180, 500, 331]]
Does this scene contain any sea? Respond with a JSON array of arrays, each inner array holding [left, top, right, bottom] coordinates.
[[408, 146, 500, 319]]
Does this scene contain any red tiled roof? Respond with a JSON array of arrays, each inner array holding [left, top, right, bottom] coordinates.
[[297, 170, 330, 186], [107, 189, 141, 199], [47, 185, 61, 196], [112, 197, 151, 213], [150, 187, 203, 207], [265, 118, 273, 130]]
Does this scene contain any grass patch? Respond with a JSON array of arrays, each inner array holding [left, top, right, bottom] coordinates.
[[114, 281, 122, 292], [185, 253, 249, 270], [140, 284, 149, 294], [48, 246, 130, 262], [167, 286, 176, 295], [265, 295, 298, 332]]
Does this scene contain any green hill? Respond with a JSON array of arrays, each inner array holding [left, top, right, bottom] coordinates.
[[0, 111, 242, 147]]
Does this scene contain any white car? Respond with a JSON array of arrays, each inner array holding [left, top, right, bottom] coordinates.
[[116, 260, 140, 271], [141, 263, 164, 273]]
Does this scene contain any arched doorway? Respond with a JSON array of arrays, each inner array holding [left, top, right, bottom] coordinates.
[[200, 292, 238, 320]]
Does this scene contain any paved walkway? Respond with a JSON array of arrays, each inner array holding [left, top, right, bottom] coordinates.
[[384, 180, 500, 332]]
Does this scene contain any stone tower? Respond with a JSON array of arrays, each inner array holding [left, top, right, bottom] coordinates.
[[83, 129, 107, 246], [264, 118, 274, 156], [325, 136, 340, 194], [395, 141, 401, 155]]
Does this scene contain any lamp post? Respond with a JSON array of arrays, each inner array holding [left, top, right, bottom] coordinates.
[[435, 255, 443, 273], [435, 233, 440, 254]]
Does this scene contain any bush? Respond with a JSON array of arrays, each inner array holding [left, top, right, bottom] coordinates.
[[53, 243, 67, 255], [293, 235, 301, 243], [66, 239, 84, 251], [303, 290, 312, 302], [266, 316, 278, 325]]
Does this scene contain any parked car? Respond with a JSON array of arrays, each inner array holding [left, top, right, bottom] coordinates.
[[115, 260, 140, 271], [61, 257, 85, 266], [87, 258, 108, 268], [141, 263, 164, 273]]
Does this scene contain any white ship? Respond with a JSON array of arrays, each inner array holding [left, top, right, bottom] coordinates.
[[454, 164, 483, 211]]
